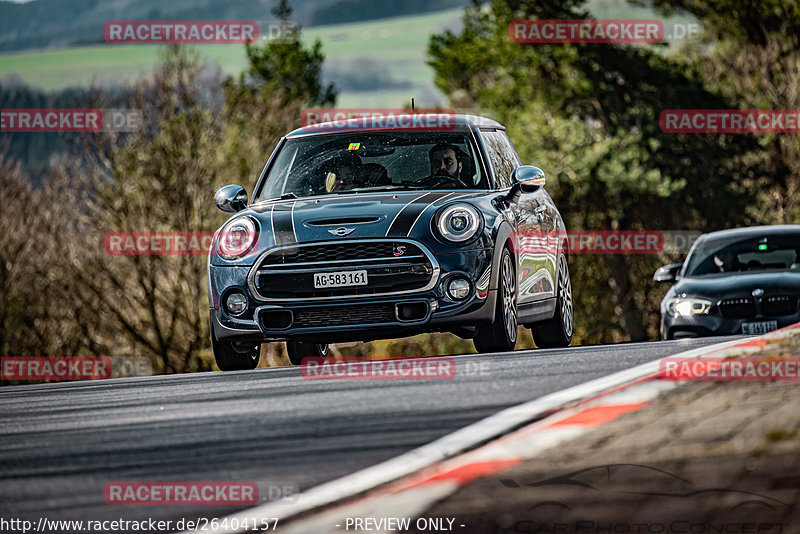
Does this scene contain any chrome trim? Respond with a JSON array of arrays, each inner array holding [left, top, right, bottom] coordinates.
[[260, 261, 427, 275], [257, 255, 425, 269], [247, 238, 441, 302], [328, 226, 356, 237]]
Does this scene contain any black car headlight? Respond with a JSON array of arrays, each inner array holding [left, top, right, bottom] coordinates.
[[434, 204, 482, 244], [216, 216, 258, 260], [667, 298, 712, 318]]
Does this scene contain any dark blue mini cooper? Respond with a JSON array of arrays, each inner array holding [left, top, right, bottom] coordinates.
[[208, 114, 573, 369]]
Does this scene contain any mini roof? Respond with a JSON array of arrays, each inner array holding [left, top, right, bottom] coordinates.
[[286, 113, 504, 137]]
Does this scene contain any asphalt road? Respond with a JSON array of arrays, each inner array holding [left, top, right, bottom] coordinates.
[[0, 337, 734, 532]]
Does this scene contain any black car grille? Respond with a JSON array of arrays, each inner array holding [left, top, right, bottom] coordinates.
[[719, 298, 756, 319], [762, 295, 798, 317], [253, 240, 435, 299], [291, 303, 398, 328], [262, 242, 399, 265], [718, 295, 798, 318]]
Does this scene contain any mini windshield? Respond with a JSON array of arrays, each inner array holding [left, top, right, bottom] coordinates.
[[254, 132, 487, 201], [683, 233, 800, 276]]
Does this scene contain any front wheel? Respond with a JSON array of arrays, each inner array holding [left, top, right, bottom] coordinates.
[[474, 248, 518, 353], [286, 341, 329, 366], [531, 253, 574, 348], [211, 324, 261, 371]]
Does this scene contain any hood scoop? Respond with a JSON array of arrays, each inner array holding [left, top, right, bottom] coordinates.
[[304, 216, 384, 227]]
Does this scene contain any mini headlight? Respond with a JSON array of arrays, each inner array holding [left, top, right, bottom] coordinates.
[[225, 292, 248, 316], [217, 217, 258, 260], [668, 298, 712, 317], [436, 204, 481, 243]]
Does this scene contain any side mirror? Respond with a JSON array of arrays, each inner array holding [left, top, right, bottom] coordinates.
[[511, 165, 546, 193], [215, 185, 248, 213], [653, 263, 682, 283]]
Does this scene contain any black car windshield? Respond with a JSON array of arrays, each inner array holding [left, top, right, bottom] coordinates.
[[254, 132, 487, 201], [683, 232, 800, 276]]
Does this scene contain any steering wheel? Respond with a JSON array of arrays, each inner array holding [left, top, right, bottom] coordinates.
[[412, 173, 469, 189]]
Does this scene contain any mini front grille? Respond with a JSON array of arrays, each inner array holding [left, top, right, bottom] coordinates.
[[762, 295, 798, 317], [251, 240, 437, 301], [262, 242, 401, 265], [291, 303, 398, 328], [719, 297, 756, 319]]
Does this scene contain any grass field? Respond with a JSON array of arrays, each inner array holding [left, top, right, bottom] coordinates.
[[0, 9, 463, 108], [0, 2, 696, 108]]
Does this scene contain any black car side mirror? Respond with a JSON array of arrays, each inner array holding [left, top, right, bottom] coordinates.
[[512, 165, 546, 192], [215, 185, 248, 213], [505, 166, 546, 203], [653, 263, 682, 283]]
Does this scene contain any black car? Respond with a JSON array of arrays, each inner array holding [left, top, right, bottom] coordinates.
[[208, 114, 573, 370], [655, 225, 800, 340]]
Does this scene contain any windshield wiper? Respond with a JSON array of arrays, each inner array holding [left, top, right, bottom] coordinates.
[[253, 192, 300, 203], [343, 185, 427, 194]]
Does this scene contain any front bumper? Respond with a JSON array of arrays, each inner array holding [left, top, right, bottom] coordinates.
[[662, 310, 800, 339], [209, 242, 496, 343]]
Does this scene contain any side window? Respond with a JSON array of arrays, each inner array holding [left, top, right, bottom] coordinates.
[[481, 130, 522, 189]]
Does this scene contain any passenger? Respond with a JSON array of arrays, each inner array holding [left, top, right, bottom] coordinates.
[[713, 249, 743, 272], [323, 152, 363, 192]]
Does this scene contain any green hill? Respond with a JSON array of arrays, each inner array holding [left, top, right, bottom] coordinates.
[[0, 1, 696, 108]]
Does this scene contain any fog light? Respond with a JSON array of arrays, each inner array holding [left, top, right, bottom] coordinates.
[[226, 292, 248, 316], [447, 278, 470, 300]]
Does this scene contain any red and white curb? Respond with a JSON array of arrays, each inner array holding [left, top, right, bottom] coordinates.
[[186, 323, 800, 534]]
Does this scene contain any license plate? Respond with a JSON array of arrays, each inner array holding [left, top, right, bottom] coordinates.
[[742, 320, 778, 335], [314, 270, 368, 289]]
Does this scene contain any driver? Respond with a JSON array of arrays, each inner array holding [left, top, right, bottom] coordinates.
[[428, 143, 465, 185]]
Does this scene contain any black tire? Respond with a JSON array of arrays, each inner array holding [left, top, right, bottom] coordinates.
[[286, 341, 329, 366], [473, 248, 518, 353], [211, 324, 261, 371], [531, 253, 574, 348]]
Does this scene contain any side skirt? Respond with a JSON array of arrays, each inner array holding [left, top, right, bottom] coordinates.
[[519, 297, 557, 324]]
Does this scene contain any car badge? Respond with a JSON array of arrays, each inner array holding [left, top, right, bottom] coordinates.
[[393, 245, 406, 257], [752, 288, 764, 297], [328, 226, 355, 237]]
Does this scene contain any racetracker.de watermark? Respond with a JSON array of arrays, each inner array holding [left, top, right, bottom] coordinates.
[[104, 231, 215, 255], [1, 356, 112, 381], [1, 108, 142, 133], [660, 109, 800, 133], [301, 357, 457, 380], [104, 482, 258, 505], [516, 230, 663, 255], [514, 230, 700, 255], [661, 357, 800, 381], [301, 108, 457, 132], [509, 19, 666, 43], [104, 21, 258, 44]]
